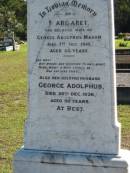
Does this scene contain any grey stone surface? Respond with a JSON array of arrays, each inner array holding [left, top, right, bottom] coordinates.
[[25, 0, 120, 155], [14, 149, 130, 173], [117, 73, 130, 87], [14, 0, 130, 172]]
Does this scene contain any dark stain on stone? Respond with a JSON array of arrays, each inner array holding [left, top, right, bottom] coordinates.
[[40, 153, 56, 164], [85, 155, 94, 164]]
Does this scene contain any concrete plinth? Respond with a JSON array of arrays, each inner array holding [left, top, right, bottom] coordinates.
[[14, 149, 130, 173]]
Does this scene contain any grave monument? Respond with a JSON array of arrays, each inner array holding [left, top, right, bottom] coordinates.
[[14, 0, 130, 172]]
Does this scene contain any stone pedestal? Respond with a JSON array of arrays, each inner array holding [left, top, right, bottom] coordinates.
[[14, 149, 130, 173]]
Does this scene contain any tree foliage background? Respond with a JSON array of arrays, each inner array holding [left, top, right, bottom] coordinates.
[[114, 0, 130, 34], [0, 0, 130, 40], [0, 0, 27, 40]]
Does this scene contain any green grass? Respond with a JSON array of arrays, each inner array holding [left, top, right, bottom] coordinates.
[[0, 44, 27, 173], [0, 43, 130, 173], [115, 39, 130, 49], [118, 105, 130, 149]]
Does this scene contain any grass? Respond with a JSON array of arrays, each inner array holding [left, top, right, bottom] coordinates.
[[0, 44, 27, 173], [115, 39, 130, 49], [118, 105, 130, 149], [0, 43, 130, 173]]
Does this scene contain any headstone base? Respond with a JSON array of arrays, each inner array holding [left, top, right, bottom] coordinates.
[[14, 148, 130, 173]]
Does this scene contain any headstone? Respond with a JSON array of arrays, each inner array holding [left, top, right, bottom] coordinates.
[[0, 37, 15, 51], [14, 0, 130, 173], [117, 73, 130, 104]]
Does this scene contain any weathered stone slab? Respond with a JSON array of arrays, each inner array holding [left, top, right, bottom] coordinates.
[[117, 73, 130, 104], [24, 0, 120, 155], [14, 149, 130, 173], [117, 73, 130, 87]]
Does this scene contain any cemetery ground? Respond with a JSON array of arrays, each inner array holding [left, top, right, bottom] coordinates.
[[0, 43, 130, 173]]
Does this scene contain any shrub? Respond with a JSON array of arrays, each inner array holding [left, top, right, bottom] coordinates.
[[119, 42, 128, 47]]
